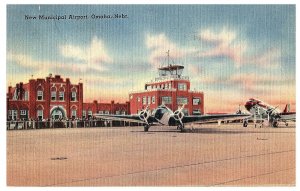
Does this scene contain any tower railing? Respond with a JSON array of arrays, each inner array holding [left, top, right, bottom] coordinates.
[[152, 75, 189, 82]]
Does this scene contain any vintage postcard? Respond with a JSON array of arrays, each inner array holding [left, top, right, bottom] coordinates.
[[6, 4, 295, 186]]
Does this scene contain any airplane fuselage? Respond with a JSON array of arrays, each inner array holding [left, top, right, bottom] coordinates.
[[152, 105, 181, 126]]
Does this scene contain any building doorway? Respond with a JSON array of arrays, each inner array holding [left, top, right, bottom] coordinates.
[[50, 106, 66, 120]]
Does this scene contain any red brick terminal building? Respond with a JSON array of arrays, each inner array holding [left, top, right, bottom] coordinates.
[[6, 74, 129, 120], [7, 59, 204, 121]]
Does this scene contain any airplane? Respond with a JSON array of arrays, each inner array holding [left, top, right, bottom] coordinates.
[[242, 98, 296, 128], [93, 104, 250, 132]]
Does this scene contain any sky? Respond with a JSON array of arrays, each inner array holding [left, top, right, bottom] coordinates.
[[6, 4, 296, 112]]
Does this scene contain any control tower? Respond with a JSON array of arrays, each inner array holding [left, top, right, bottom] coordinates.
[[129, 51, 204, 115]]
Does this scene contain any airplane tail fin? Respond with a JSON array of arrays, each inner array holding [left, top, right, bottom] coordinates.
[[283, 104, 290, 113]]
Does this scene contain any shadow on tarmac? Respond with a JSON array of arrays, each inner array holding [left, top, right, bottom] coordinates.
[[130, 127, 294, 134]]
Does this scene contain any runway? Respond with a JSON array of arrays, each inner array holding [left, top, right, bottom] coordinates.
[[7, 123, 295, 186]]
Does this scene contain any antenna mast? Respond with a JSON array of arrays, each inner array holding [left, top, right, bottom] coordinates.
[[166, 50, 170, 67]]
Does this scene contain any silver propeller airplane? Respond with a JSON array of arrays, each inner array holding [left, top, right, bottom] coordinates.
[[94, 104, 250, 132], [242, 98, 296, 127]]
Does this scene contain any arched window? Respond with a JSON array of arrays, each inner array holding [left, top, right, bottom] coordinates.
[[51, 86, 57, 101], [71, 88, 77, 101], [36, 105, 44, 120], [59, 87, 65, 101], [71, 105, 77, 119], [37, 85, 44, 101]]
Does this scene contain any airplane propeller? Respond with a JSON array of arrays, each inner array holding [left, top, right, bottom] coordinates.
[[266, 106, 279, 119], [265, 106, 279, 126], [138, 105, 150, 125], [173, 104, 185, 127]]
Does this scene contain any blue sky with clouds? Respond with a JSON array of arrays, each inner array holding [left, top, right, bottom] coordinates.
[[6, 4, 295, 112]]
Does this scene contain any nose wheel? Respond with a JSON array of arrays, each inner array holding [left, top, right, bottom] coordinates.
[[144, 125, 150, 132], [243, 120, 248, 127]]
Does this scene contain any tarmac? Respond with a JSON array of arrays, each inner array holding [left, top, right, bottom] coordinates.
[[7, 123, 295, 186]]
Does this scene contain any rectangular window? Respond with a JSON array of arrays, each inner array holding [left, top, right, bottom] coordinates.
[[98, 111, 103, 114], [51, 91, 56, 101], [142, 96, 147, 105], [37, 110, 43, 120], [82, 110, 86, 118], [88, 110, 92, 118], [20, 110, 27, 115], [59, 92, 64, 101], [137, 97, 140, 102], [148, 96, 151, 104], [116, 111, 120, 115], [193, 109, 201, 115], [182, 109, 189, 116], [152, 96, 155, 104], [161, 96, 172, 104], [105, 110, 110, 114], [193, 98, 201, 105], [177, 97, 188, 105], [121, 111, 126, 115], [37, 91, 43, 100], [24, 91, 29, 101], [178, 83, 186, 91], [71, 92, 76, 101], [165, 83, 168, 89]]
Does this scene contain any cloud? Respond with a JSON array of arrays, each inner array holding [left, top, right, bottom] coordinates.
[[7, 52, 41, 69], [8, 36, 113, 75], [199, 28, 236, 45], [145, 29, 283, 72], [225, 73, 294, 92], [196, 28, 282, 69], [197, 28, 247, 67], [248, 48, 281, 69], [145, 33, 193, 68], [187, 64, 203, 76], [59, 36, 112, 72]]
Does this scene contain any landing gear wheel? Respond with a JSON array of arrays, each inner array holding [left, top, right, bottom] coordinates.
[[243, 121, 248, 127], [144, 125, 149, 132], [178, 124, 185, 132], [272, 121, 279, 128], [285, 123, 289, 127]]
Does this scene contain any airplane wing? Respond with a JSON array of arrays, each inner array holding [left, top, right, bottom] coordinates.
[[278, 112, 296, 122], [93, 114, 155, 124], [182, 114, 250, 124]]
